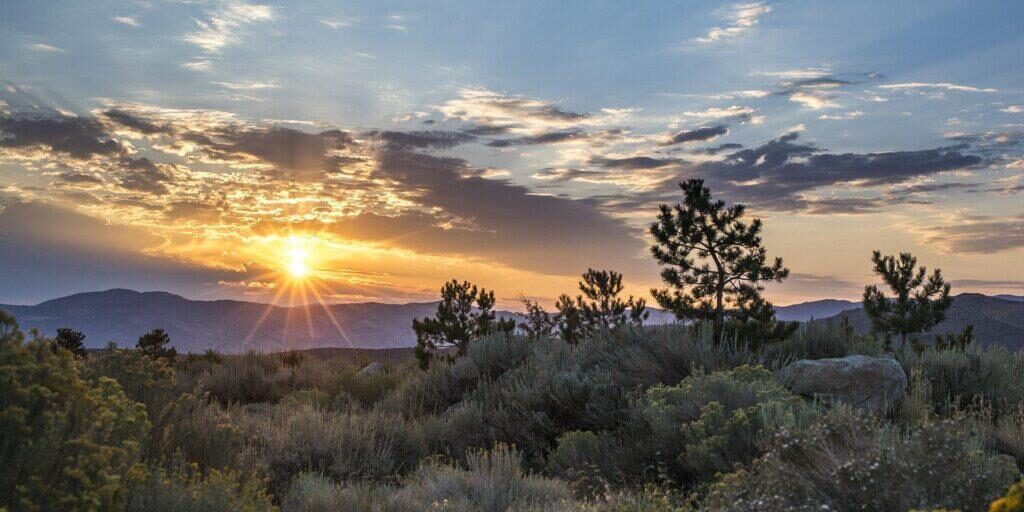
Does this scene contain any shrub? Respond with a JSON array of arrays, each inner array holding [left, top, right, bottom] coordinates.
[[701, 407, 1018, 511], [0, 312, 150, 511], [145, 393, 251, 472], [549, 365, 813, 492], [901, 346, 1024, 415], [85, 344, 179, 418], [200, 353, 288, 405], [124, 465, 276, 512], [254, 404, 426, 497]]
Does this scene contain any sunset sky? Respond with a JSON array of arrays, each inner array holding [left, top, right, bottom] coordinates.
[[0, 0, 1022, 307]]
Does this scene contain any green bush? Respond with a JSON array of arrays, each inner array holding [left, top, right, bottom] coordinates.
[[145, 393, 250, 471], [200, 353, 288, 405], [0, 313, 150, 512], [123, 465, 275, 512], [901, 347, 1024, 416], [254, 403, 426, 496], [702, 407, 1018, 511], [85, 344, 179, 419], [549, 365, 813, 492]]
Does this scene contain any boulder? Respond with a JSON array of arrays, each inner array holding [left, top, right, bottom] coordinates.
[[357, 362, 385, 377], [777, 355, 907, 413]]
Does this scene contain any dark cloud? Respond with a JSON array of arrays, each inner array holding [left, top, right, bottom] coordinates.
[[487, 129, 584, 147], [661, 125, 728, 146], [120, 157, 173, 195], [57, 172, 103, 184], [368, 148, 651, 276], [102, 108, 170, 135], [0, 114, 123, 159], [370, 130, 476, 149], [531, 167, 603, 183], [590, 156, 681, 170], [598, 132, 983, 215], [462, 125, 513, 136], [698, 142, 744, 154], [925, 214, 1024, 254]]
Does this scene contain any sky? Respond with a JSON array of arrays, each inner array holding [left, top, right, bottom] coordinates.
[[0, 0, 1022, 308]]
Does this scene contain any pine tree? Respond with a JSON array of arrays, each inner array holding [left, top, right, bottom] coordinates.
[[649, 179, 790, 342], [863, 251, 953, 350], [413, 279, 515, 368], [136, 328, 177, 362], [555, 269, 648, 343], [518, 296, 558, 340], [53, 327, 87, 359]]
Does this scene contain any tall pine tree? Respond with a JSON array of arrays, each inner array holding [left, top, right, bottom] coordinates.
[[650, 179, 790, 342]]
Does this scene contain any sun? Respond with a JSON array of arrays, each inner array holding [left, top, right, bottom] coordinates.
[[283, 237, 313, 279]]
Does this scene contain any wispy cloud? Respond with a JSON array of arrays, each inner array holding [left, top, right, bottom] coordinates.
[[320, 17, 358, 29], [1000, 105, 1023, 113], [25, 43, 65, 53], [691, 2, 771, 45], [113, 16, 140, 27], [183, 0, 275, 53], [818, 110, 863, 120], [879, 82, 998, 93], [182, 60, 213, 71], [212, 81, 280, 90]]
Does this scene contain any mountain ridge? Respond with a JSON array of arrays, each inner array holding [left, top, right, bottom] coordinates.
[[3, 289, 1022, 352]]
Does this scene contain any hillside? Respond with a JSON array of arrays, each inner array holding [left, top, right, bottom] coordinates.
[[0, 289, 441, 352], [774, 299, 861, 321], [812, 293, 1024, 350]]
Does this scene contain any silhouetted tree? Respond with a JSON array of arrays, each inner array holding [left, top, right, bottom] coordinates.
[[136, 328, 177, 362], [863, 251, 953, 350], [518, 296, 558, 340], [555, 269, 648, 343], [53, 327, 87, 359], [650, 179, 790, 342], [413, 279, 515, 369]]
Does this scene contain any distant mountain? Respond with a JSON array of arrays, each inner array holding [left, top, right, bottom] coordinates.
[[810, 293, 1024, 350], [775, 299, 861, 322], [995, 294, 1024, 302], [0, 289, 443, 352], [3, 290, 1022, 353]]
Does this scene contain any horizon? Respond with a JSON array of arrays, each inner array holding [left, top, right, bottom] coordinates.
[[1, 1, 1022, 308]]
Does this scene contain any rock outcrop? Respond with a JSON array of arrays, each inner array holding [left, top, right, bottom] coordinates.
[[777, 355, 907, 413]]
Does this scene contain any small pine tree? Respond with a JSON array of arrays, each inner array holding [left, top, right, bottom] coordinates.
[[555, 269, 648, 343], [863, 251, 953, 350], [413, 279, 515, 369], [649, 179, 790, 342], [53, 327, 88, 359], [518, 296, 558, 340], [136, 328, 177, 362]]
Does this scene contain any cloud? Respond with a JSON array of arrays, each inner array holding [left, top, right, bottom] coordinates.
[[320, 17, 357, 29], [182, 60, 213, 71], [367, 148, 649, 275], [0, 113, 124, 159], [601, 132, 984, 215], [818, 111, 864, 120], [590, 156, 681, 170], [438, 88, 591, 135], [184, 0, 275, 53], [113, 16, 140, 27], [681, 105, 755, 120], [24, 43, 65, 53], [486, 129, 585, 147], [120, 158, 174, 195], [370, 130, 476, 149], [661, 125, 728, 146], [1000, 105, 1023, 114], [879, 82, 998, 93], [212, 81, 280, 90], [924, 214, 1024, 254], [691, 2, 771, 45]]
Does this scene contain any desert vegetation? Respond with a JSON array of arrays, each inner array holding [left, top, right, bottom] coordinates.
[[3, 180, 1023, 511]]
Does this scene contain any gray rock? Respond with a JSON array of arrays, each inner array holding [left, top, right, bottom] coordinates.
[[357, 362, 385, 376], [777, 355, 907, 413]]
